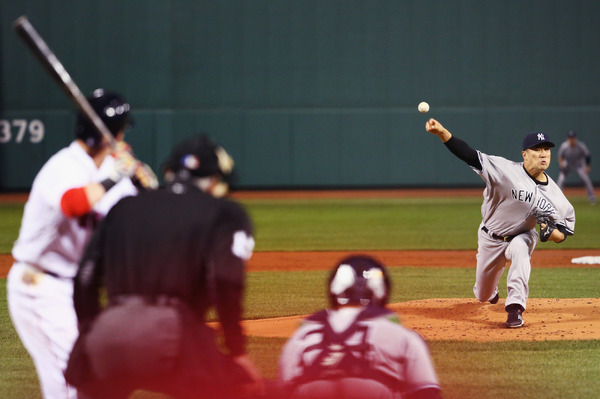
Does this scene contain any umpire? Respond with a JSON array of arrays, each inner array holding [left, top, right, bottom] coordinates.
[[65, 134, 263, 399]]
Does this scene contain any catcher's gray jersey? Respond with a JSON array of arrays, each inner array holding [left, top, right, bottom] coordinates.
[[279, 307, 440, 398], [474, 152, 575, 237]]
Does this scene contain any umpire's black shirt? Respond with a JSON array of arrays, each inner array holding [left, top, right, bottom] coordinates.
[[75, 183, 254, 356]]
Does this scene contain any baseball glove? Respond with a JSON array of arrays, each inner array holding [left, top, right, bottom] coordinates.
[[533, 209, 556, 242], [539, 220, 557, 242], [532, 208, 552, 224]]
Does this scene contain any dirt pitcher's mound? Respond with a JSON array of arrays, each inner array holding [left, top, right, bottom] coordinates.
[[239, 298, 600, 341]]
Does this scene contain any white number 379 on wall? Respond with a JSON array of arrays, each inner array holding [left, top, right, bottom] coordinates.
[[0, 119, 45, 144]]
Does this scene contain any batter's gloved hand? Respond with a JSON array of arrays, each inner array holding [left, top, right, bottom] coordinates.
[[111, 141, 158, 190], [539, 219, 557, 242], [109, 145, 138, 182], [132, 162, 159, 190]]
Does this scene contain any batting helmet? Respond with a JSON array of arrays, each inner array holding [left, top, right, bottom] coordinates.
[[75, 89, 132, 147], [328, 255, 391, 309]]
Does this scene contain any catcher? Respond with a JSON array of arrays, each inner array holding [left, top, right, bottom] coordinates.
[[426, 118, 575, 328], [279, 255, 443, 399]]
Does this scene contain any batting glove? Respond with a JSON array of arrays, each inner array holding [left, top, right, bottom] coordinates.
[[109, 147, 138, 181], [132, 162, 159, 190]]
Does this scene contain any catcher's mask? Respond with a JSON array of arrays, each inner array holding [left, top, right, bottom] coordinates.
[[328, 255, 391, 309], [162, 134, 234, 196]]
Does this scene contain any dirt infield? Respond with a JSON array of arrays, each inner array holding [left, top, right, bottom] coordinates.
[[245, 249, 600, 271], [2, 249, 599, 277]]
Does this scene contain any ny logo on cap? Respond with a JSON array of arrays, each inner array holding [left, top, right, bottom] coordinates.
[[537, 133, 545, 141]]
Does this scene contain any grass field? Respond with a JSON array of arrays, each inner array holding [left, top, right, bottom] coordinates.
[[1, 191, 599, 399]]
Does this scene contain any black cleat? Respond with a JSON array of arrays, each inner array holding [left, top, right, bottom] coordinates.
[[505, 304, 524, 328], [489, 293, 499, 304]]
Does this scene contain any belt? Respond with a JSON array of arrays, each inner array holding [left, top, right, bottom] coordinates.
[[109, 295, 184, 307], [481, 226, 516, 242], [24, 262, 63, 279]]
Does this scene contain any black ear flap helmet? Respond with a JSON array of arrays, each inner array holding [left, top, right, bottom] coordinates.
[[328, 255, 391, 309], [162, 134, 235, 196], [162, 134, 234, 178], [75, 89, 132, 148]]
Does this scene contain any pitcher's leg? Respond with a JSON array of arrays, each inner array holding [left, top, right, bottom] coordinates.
[[473, 229, 507, 303], [504, 232, 537, 310]]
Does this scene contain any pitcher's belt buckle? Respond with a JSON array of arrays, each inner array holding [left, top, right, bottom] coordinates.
[[482, 226, 516, 242]]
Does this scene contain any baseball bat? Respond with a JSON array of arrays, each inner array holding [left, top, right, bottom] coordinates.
[[13, 15, 117, 148]]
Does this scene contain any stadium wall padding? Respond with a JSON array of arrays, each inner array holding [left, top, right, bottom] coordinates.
[[1, 1, 599, 189]]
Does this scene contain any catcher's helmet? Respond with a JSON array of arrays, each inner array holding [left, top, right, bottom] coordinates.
[[328, 255, 391, 309], [75, 89, 132, 147], [163, 134, 234, 179]]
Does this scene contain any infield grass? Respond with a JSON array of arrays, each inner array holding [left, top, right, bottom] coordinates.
[[243, 195, 600, 250], [0, 194, 598, 252], [1, 192, 599, 399]]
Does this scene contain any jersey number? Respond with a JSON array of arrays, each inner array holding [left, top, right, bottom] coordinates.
[[231, 230, 255, 260]]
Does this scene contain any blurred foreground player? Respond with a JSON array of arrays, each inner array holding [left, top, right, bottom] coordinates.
[[279, 255, 442, 399], [65, 134, 263, 399], [7, 89, 153, 399]]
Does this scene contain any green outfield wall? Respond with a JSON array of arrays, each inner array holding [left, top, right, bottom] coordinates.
[[1, 1, 599, 190]]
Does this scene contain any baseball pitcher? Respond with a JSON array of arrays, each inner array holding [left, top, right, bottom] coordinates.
[[425, 118, 575, 328]]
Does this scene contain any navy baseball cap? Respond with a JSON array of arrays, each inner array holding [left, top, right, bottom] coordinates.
[[522, 132, 555, 151], [567, 130, 577, 138]]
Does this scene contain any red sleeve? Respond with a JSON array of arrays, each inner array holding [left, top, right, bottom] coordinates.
[[61, 188, 91, 217]]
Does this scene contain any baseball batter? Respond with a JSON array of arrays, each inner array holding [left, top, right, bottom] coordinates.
[[425, 118, 575, 328], [6, 89, 150, 399], [556, 130, 596, 204], [279, 255, 442, 399]]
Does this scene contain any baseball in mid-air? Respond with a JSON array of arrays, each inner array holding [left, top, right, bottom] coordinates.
[[418, 102, 430, 113]]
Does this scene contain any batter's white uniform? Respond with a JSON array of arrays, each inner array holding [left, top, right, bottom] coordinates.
[[7, 141, 137, 399], [279, 306, 440, 399], [472, 152, 575, 309], [556, 139, 595, 204]]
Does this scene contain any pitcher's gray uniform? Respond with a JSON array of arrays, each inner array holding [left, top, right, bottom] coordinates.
[[556, 130, 595, 204], [425, 118, 575, 328], [474, 153, 575, 309]]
